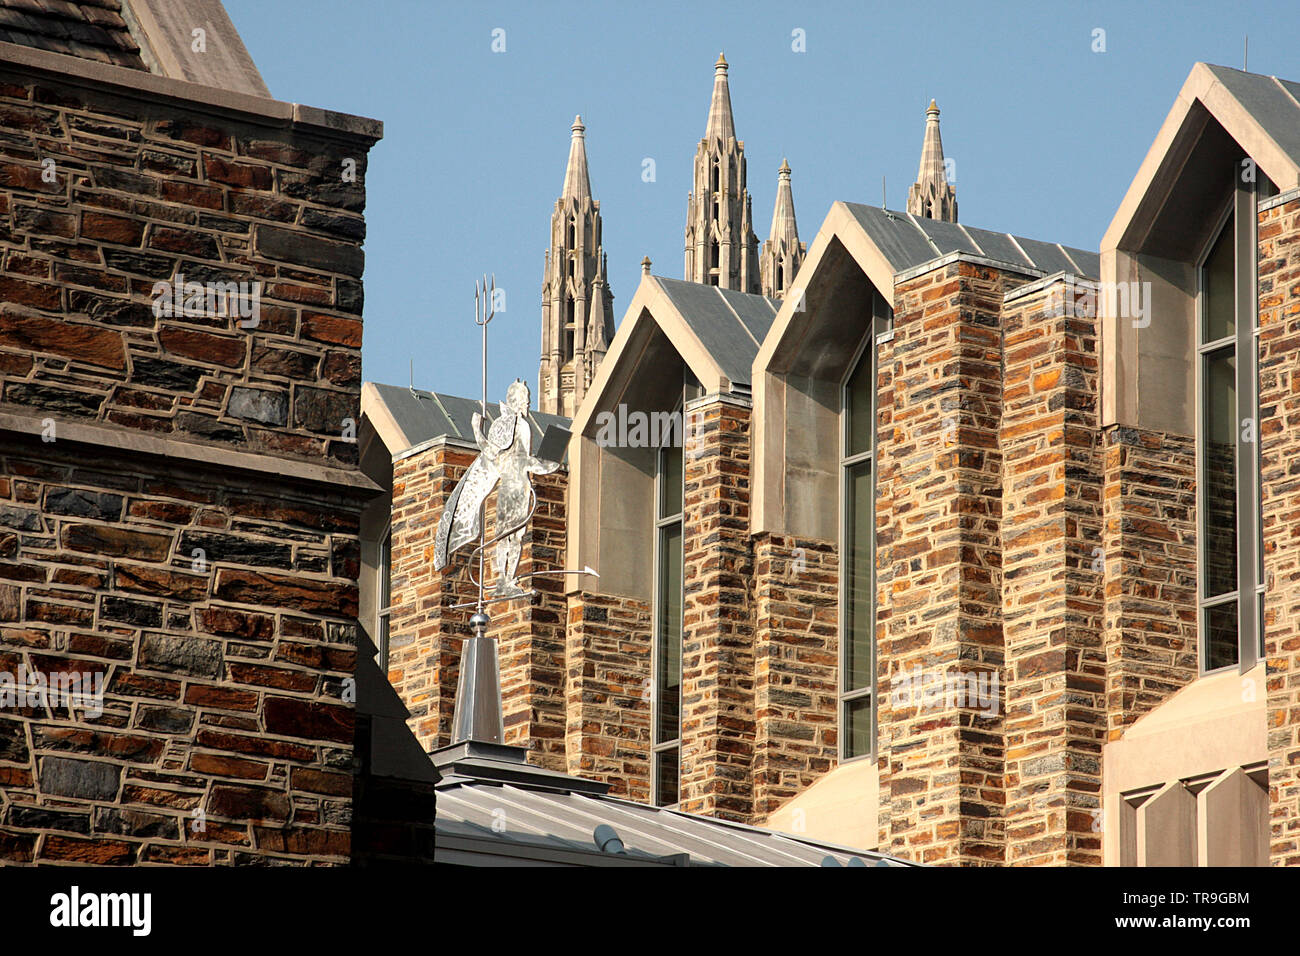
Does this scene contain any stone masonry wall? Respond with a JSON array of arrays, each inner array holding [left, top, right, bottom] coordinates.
[[999, 279, 1105, 866], [875, 260, 1013, 865], [496, 468, 567, 772], [0, 63, 378, 865], [751, 532, 838, 821], [1258, 196, 1300, 866], [1099, 426, 1197, 735], [679, 398, 755, 822], [386, 441, 476, 754], [0, 70, 370, 467], [0, 435, 360, 864], [564, 590, 651, 802]]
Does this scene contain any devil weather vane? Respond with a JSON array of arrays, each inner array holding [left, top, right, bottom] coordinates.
[[432, 276, 577, 606]]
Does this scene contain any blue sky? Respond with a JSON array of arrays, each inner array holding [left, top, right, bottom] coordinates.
[[225, 0, 1296, 404]]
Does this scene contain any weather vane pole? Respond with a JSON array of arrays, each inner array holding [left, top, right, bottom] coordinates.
[[432, 276, 596, 746], [473, 275, 494, 616]]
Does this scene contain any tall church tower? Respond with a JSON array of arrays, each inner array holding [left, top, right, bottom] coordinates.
[[540, 115, 614, 417], [907, 99, 958, 222], [684, 53, 758, 293], [759, 158, 804, 299]]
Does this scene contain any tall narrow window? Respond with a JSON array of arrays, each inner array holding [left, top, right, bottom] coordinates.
[[563, 295, 575, 363], [1197, 169, 1265, 672], [653, 405, 684, 806], [840, 299, 887, 760], [376, 525, 392, 670]]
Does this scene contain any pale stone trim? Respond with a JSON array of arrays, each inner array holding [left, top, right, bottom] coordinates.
[[763, 758, 879, 852], [1102, 663, 1267, 865], [0, 411, 377, 492], [1101, 62, 1299, 254], [0, 39, 381, 141]]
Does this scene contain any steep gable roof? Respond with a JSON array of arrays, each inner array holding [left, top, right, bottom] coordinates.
[[1103, 61, 1300, 253]]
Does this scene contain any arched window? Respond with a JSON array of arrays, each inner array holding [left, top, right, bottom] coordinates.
[[711, 160, 719, 194], [567, 216, 576, 248], [709, 238, 720, 270]]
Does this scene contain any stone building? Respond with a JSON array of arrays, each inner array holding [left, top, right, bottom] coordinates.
[[369, 58, 1300, 867], [4, 2, 1296, 869], [0, 0, 446, 866]]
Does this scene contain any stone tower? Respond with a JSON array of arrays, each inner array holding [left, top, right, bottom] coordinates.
[[540, 115, 615, 417], [684, 53, 759, 292], [759, 158, 805, 299], [907, 99, 958, 222]]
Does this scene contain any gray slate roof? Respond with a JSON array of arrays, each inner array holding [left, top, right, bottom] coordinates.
[[0, 0, 146, 70], [368, 382, 569, 454], [652, 277, 780, 388], [1202, 64, 1300, 170], [433, 742, 915, 867], [842, 202, 1101, 280]]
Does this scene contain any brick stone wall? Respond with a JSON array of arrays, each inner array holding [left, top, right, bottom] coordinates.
[[0, 60, 378, 864], [386, 441, 476, 754], [0, 436, 360, 864], [1000, 279, 1105, 866], [1099, 426, 1197, 735], [875, 260, 1014, 865], [679, 398, 755, 822], [563, 590, 651, 801], [0, 73, 369, 468], [751, 532, 838, 821], [1259, 196, 1300, 867], [496, 469, 567, 772]]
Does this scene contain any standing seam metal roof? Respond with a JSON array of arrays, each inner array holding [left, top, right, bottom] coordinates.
[[435, 776, 915, 867], [651, 277, 780, 388], [842, 202, 1100, 279]]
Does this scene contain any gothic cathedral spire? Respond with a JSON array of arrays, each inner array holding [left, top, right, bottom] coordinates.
[[907, 99, 957, 222], [759, 158, 805, 299], [685, 53, 758, 293], [540, 115, 614, 417]]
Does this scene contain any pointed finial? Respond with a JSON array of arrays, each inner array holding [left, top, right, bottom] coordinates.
[[927, 99, 939, 115], [642, 255, 652, 275], [779, 157, 791, 176], [716, 51, 728, 70], [561, 113, 592, 200]]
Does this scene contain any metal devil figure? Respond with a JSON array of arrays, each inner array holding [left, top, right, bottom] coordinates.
[[432, 276, 592, 745], [433, 377, 559, 600]]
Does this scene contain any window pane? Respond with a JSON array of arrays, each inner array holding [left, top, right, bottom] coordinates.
[[846, 348, 874, 457], [660, 443, 682, 518], [1203, 347, 1237, 597], [655, 746, 679, 806], [656, 522, 682, 745], [844, 696, 873, 759], [1205, 601, 1238, 671], [380, 530, 392, 609], [1258, 589, 1265, 661], [845, 460, 873, 691], [1203, 222, 1235, 342]]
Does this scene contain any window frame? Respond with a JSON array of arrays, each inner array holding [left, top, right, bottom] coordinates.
[[651, 395, 685, 807], [376, 522, 393, 671], [838, 299, 888, 763], [1195, 172, 1263, 675]]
